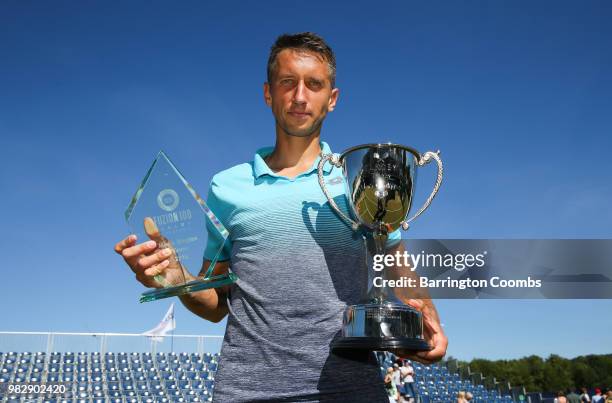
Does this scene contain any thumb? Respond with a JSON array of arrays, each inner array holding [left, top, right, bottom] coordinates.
[[405, 298, 424, 312], [144, 217, 171, 248], [143, 217, 181, 285], [144, 217, 179, 263]]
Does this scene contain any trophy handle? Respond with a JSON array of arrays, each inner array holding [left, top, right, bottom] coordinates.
[[401, 150, 443, 230], [317, 153, 361, 231]]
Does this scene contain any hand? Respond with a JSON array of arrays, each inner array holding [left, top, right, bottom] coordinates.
[[114, 217, 191, 288], [395, 299, 448, 365]]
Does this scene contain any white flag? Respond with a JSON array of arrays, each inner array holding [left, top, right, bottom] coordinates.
[[143, 303, 176, 342]]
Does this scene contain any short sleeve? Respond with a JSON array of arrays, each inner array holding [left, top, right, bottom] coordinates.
[[386, 228, 402, 248], [202, 176, 233, 262]]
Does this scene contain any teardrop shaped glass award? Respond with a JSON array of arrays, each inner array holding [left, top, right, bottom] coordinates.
[[125, 151, 237, 303]]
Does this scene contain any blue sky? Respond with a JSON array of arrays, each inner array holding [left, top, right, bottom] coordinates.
[[0, 1, 610, 360]]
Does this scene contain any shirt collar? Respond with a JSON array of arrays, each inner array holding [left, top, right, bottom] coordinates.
[[253, 141, 334, 179]]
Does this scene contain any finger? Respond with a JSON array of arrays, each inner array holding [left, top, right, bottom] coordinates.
[[138, 248, 173, 271], [394, 349, 431, 365], [397, 346, 439, 365], [144, 217, 174, 250], [135, 271, 163, 289], [121, 240, 158, 267], [413, 332, 448, 364], [144, 217, 167, 242], [405, 299, 425, 311], [407, 323, 447, 365], [394, 336, 438, 364], [144, 217, 160, 237], [144, 259, 170, 277], [114, 234, 137, 254]]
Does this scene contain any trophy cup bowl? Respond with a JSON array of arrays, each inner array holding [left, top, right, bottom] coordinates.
[[317, 143, 443, 353]]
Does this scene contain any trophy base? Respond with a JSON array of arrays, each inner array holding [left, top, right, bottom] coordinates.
[[332, 336, 430, 352], [332, 303, 431, 354], [140, 272, 238, 303]]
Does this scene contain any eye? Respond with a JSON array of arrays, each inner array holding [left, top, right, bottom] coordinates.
[[280, 78, 295, 86], [307, 80, 323, 90]]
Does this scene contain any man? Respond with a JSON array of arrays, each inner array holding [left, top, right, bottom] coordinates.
[[592, 388, 603, 403], [400, 360, 416, 402], [392, 363, 402, 398], [568, 389, 582, 403], [115, 32, 447, 402]]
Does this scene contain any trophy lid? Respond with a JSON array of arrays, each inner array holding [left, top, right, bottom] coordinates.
[[339, 143, 421, 163]]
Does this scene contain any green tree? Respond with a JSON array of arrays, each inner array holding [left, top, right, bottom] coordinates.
[[457, 354, 612, 393]]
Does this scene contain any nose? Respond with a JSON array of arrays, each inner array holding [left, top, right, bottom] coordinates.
[[292, 80, 307, 105]]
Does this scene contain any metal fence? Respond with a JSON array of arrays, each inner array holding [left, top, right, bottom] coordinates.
[[0, 332, 223, 355]]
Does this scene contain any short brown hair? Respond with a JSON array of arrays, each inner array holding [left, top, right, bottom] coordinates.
[[267, 32, 336, 88]]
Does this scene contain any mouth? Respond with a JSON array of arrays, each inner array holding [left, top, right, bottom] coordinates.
[[287, 111, 311, 118]]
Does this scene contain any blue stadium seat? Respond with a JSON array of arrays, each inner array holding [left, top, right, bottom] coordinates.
[[1, 351, 229, 402]]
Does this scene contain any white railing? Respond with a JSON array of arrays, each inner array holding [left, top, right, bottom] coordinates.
[[0, 331, 223, 354]]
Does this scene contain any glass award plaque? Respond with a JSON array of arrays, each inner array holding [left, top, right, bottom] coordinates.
[[125, 151, 237, 303]]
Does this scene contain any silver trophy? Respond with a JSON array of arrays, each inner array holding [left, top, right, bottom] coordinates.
[[318, 143, 443, 353]]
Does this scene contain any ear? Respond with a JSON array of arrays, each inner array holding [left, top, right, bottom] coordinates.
[[327, 87, 339, 112], [263, 82, 272, 107]]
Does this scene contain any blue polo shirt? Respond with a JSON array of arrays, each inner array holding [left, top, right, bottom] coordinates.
[[203, 142, 399, 403]]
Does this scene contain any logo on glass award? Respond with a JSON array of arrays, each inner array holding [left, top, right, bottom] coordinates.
[[157, 189, 180, 212]]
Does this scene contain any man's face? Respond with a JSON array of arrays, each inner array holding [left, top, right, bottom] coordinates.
[[264, 49, 339, 138]]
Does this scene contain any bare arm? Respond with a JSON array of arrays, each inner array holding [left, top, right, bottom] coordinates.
[[178, 260, 231, 323]]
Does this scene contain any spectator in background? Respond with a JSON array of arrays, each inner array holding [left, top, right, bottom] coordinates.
[[605, 390, 612, 403], [555, 390, 568, 403], [568, 389, 581, 403], [592, 389, 603, 403], [392, 363, 403, 397], [400, 360, 417, 403], [385, 367, 400, 403], [457, 391, 468, 403], [466, 391, 474, 402], [581, 387, 591, 403]]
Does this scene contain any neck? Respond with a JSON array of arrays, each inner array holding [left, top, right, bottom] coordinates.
[[265, 132, 322, 174]]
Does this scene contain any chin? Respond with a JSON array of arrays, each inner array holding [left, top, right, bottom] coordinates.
[[286, 130, 316, 138], [282, 123, 317, 138]]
